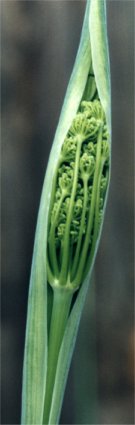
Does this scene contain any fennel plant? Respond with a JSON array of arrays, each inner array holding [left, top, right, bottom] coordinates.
[[21, 1, 111, 424]]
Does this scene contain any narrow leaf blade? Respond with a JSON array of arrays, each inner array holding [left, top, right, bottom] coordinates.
[[48, 1, 111, 424], [21, 2, 91, 423], [90, 0, 111, 131]]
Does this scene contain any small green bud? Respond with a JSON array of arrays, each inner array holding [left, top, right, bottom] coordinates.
[[55, 188, 61, 201], [57, 222, 66, 240], [92, 100, 105, 121], [80, 99, 105, 122], [58, 165, 73, 193], [61, 136, 77, 160], [83, 141, 96, 156], [70, 218, 85, 244], [80, 153, 95, 179], [68, 113, 100, 141], [73, 198, 83, 218], [80, 100, 94, 118], [76, 183, 84, 197], [59, 173, 70, 193]]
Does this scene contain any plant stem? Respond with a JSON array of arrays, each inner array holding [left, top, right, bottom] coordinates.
[[84, 163, 103, 278], [49, 192, 65, 277], [42, 288, 73, 424], [73, 125, 102, 286], [59, 139, 82, 284], [48, 158, 62, 225], [71, 176, 88, 280]]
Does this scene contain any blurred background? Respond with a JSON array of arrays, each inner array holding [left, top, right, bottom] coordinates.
[[1, 1, 134, 424]]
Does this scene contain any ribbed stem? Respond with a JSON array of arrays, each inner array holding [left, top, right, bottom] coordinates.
[[59, 139, 82, 285], [48, 157, 62, 227], [42, 288, 73, 425], [48, 192, 65, 277], [72, 126, 103, 287], [46, 257, 55, 286], [84, 161, 109, 278], [84, 162, 103, 278], [71, 176, 88, 280]]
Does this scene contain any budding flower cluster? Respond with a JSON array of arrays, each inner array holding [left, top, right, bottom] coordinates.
[[47, 99, 110, 290]]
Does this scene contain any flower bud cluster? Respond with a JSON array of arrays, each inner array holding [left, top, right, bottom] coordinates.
[[48, 98, 110, 287]]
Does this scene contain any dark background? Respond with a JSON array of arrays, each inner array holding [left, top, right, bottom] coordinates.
[[1, 1, 134, 424]]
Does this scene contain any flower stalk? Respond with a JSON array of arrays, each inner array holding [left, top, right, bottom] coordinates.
[[43, 288, 72, 424]]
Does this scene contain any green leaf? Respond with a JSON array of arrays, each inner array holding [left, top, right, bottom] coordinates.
[[21, 189, 48, 423], [48, 1, 111, 424], [21, 0, 111, 423], [21, 3, 91, 422], [90, 0, 111, 131]]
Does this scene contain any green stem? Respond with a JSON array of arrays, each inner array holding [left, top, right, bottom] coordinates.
[[84, 163, 103, 278], [42, 288, 73, 425], [73, 126, 103, 287], [46, 256, 55, 286], [48, 192, 65, 277], [71, 176, 88, 280], [59, 139, 82, 285], [85, 161, 109, 277], [48, 157, 62, 226]]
